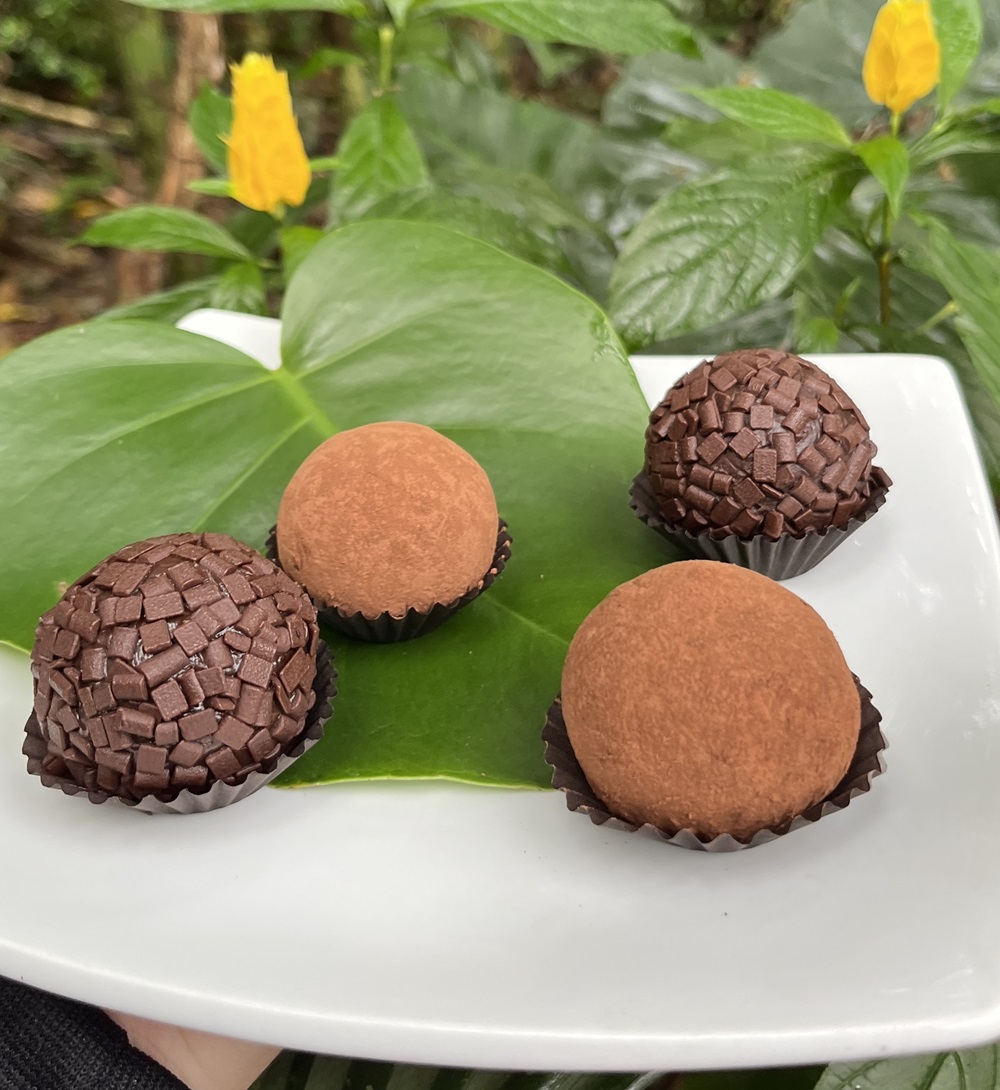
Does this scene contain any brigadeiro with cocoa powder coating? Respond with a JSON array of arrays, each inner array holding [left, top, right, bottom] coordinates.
[[542, 561, 886, 851], [631, 348, 891, 579], [23, 531, 334, 814], [272, 421, 511, 642]]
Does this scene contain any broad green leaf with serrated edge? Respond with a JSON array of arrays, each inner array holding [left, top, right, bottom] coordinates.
[[609, 161, 846, 350], [122, 0, 365, 11], [82, 206, 252, 261], [331, 96, 428, 222], [209, 262, 266, 315], [908, 218, 1000, 406], [94, 276, 222, 324], [280, 226, 324, 282], [420, 0, 698, 56], [0, 222, 665, 788], [932, 0, 983, 112], [663, 116, 780, 163], [687, 87, 851, 148], [816, 1047, 1000, 1090], [857, 135, 910, 218], [188, 84, 232, 174]]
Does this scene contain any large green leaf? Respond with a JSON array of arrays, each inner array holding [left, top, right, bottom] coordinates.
[[0, 222, 664, 788], [908, 217, 1000, 405], [932, 0, 984, 112], [609, 160, 848, 349], [816, 1048, 1000, 1090], [81, 206, 253, 261], [331, 96, 429, 223], [420, 0, 699, 56], [687, 87, 851, 148]]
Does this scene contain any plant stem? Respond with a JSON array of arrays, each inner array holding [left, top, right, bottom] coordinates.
[[378, 24, 396, 93], [877, 197, 894, 328], [915, 299, 960, 336]]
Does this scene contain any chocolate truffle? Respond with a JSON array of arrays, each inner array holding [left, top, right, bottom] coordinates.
[[645, 348, 891, 541], [561, 561, 860, 841], [24, 532, 322, 805], [277, 422, 499, 619]]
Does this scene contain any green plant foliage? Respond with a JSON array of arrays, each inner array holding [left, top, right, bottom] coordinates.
[[1, 1, 106, 102], [856, 136, 910, 218], [188, 83, 233, 175], [815, 1048, 1000, 1090], [209, 261, 267, 314], [280, 225, 324, 282], [932, 0, 984, 112], [418, 0, 699, 56], [362, 189, 572, 274], [686, 87, 851, 147], [397, 66, 619, 292], [330, 96, 429, 222], [0, 221, 665, 788], [908, 218, 1000, 405], [94, 277, 223, 324], [251, 1057, 662, 1090], [81, 206, 253, 261], [609, 160, 848, 349], [122, 0, 366, 11]]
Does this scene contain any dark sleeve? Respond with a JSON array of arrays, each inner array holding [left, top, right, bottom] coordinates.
[[0, 975, 188, 1090]]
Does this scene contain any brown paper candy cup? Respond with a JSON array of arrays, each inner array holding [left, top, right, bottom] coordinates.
[[266, 521, 512, 643], [23, 640, 336, 815], [541, 674, 885, 852], [630, 469, 891, 581]]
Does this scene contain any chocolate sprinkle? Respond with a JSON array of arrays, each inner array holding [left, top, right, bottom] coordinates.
[[644, 349, 891, 541], [25, 532, 322, 804]]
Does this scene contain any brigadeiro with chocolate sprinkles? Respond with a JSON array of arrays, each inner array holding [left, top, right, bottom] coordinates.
[[631, 348, 891, 579], [23, 532, 334, 814]]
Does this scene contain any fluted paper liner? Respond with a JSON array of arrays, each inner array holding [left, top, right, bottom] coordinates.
[[23, 640, 336, 815], [630, 471, 890, 581], [542, 674, 885, 852], [266, 521, 512, 643]]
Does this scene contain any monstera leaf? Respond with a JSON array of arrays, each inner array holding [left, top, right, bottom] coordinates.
[[0, 221, 666, 789]]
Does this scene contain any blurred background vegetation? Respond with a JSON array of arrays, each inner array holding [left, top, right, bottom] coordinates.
[[0, 0, 801, 353]]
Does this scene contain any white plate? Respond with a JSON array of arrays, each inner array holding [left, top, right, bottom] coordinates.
[[3, 318, 1000, 1073]]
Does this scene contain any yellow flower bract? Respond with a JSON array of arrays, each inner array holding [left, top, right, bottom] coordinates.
[[863, 0, 941, 117], [227, 53, 311, 215]]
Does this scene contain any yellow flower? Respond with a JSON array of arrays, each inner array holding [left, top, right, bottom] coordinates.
[[227, 53, 311, 215], [863, 0, 941, 118]]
